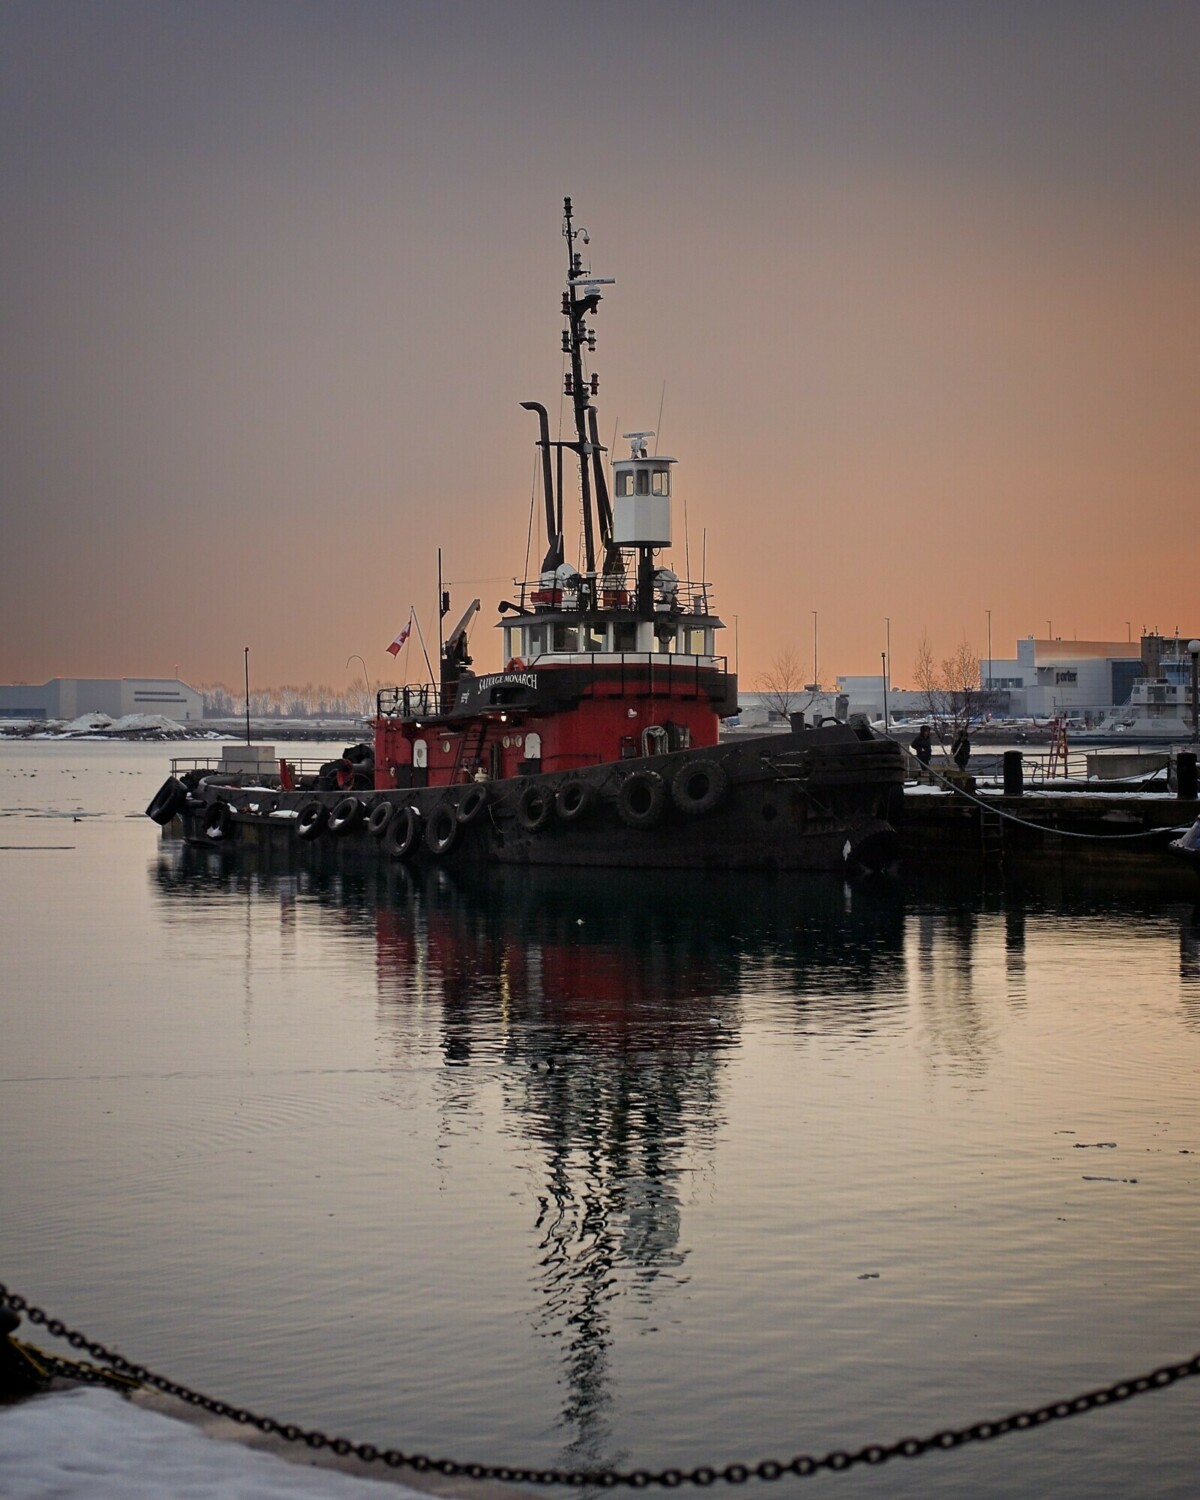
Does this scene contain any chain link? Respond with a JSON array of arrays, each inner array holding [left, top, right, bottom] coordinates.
[[3, 1283, 1197, 1487]]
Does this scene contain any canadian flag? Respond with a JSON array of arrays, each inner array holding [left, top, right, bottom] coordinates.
[[386, 622, 412, 656]]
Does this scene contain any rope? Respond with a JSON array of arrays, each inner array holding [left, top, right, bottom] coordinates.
[[3, 1282, 1197, 1487], [911, 759, 1187, 842]]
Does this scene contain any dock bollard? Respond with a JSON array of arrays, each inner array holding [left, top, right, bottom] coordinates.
[[1177, 752, 1198, 800], [1003, 750, 1024, 797]]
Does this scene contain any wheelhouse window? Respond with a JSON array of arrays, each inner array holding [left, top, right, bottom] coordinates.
[[613, 622, 638, 652], [651, 467, 670, 496], [636, 469, 649, 495], [683, 627, 711, 655], [581, 623, 606, 652], [526, 624, 547, 658], [615, 471, 632, 497], [552, 623, 579, 652]]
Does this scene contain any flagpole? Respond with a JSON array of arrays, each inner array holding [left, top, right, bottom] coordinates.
[[437, 548, 445, 690], [243, 647, 251, 746]]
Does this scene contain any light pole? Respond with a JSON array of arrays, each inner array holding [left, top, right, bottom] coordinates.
[[986, 607, 992, 711], [1126, 621, 1131, 643], [811, 610, 818, 690], [1046, 619, 1052, 640], [884, 615, 891, 733], [1189, 640, 1200, 744], [346, 654, 373, 718]]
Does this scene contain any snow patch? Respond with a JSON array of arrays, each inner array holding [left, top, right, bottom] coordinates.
[[0, 1386, 427, 1499]]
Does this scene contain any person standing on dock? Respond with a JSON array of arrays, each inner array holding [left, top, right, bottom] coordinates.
[[911, 725, 933, 770], [951, 726, 971, 770]]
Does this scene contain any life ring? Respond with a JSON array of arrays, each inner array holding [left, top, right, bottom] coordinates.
[[555, 779, 594, 822], [203, 800, 234, 840], [146, 776, 187, 825], [383, 804, 422, 860], [296, 799, 329, 840], [328, 795, 365, 836], [424, 801, 460, 856], [456, 783, 489, 826], [670, 758, 728, 817], [367, 801, 396, 839], [616, 771, 665, 830], [516, 782, 554, 833]]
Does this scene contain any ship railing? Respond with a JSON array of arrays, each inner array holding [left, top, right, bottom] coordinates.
[[576, 652, 730, 699], [377, 684, 452, 719], [514, 575, 714, 615], [168, 754, 335, 789]]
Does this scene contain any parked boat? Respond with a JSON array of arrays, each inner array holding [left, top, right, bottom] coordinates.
[[1168, 817, 1200, 879], [148, 199, 905, 872], [1088, 650, 1200, 743]]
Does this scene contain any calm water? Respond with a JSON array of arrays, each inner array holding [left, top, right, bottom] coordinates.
[[3, 738, 1200, 1497]]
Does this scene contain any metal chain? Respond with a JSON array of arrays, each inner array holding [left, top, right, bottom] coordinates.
[[3, 1283, 1197, 1487]]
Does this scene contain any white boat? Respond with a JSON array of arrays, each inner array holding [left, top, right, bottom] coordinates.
[[1089, 651, 1199, 743]]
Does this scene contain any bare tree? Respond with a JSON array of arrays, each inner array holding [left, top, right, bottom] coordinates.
[[913, 633, 987, 745], [755, 646, 818, 721]]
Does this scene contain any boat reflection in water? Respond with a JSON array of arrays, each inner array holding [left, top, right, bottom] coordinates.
[[151, 850, 905, 1459]]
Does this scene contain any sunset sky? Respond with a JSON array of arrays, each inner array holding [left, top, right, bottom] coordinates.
[[2, 1, 1197, 694]]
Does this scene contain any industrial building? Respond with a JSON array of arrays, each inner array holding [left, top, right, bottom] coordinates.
[[0, 677, 203, 723]]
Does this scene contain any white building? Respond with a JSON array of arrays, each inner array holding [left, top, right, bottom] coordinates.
[[838, 638, 1148, 725], [0, 677, 204, 722]]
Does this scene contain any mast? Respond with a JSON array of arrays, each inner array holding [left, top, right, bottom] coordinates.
[[561, 196, 612, 589]]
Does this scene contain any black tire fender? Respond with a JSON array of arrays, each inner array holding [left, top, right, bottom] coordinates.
[[146, 776, 187, 825], [616, 771, 665, 830], [383, 804, 422, 860], [328, 795, 365, 836], [203, 800, 234, 840], [456, 783, 489, 826], [424, 801, 460, 856], [516, 783, 554, 833], [367, 801, 396, 839], [555, 778, 594, 822], [296, 799, 329, 841], [670, 758, 729, 817]]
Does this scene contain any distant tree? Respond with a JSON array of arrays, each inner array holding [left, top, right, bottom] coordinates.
[[198, 682, 235, 718], [913, 633, 989, 744], [755, 646, 818, 721]]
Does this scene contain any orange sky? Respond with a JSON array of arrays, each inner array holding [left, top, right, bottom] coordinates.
[[2, 1, 1197, 695]]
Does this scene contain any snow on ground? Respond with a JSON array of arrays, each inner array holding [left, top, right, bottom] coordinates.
[[0, 1386, 433, 1499], [0, 712, 192, 738]]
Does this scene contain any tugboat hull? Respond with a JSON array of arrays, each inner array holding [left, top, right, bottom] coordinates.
[[167, 727, 904, 875]]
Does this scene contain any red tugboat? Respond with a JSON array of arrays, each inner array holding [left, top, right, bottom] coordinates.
[[151, 199, 905, 871]]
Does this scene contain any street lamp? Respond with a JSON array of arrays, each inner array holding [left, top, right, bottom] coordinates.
[[986, 607, 992, 707], [346, 654, 373, 718], [1189, 640, 1200, 744], [884, 616, 891, 733], [811, 610, 818, 690]]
